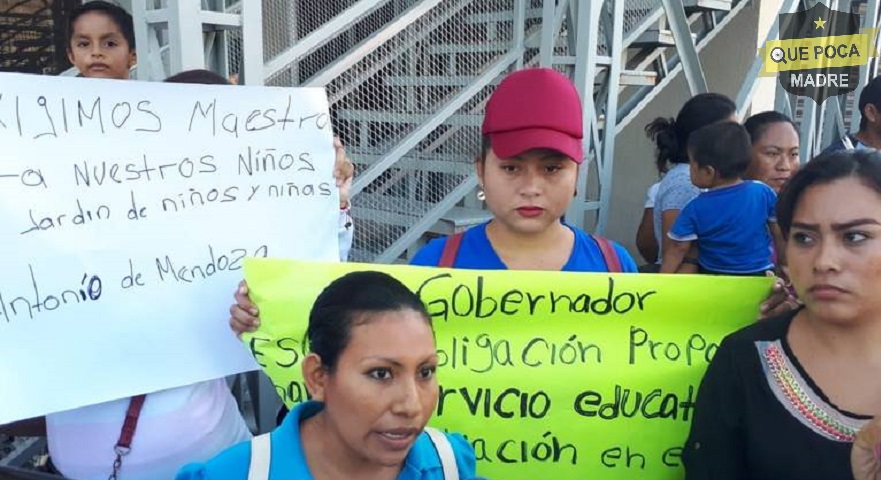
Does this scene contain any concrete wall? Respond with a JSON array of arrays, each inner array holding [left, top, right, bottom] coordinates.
[[604, 1, 770, 263]]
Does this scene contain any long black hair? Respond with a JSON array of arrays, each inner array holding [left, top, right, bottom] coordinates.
[[645, 93, 736, 173]]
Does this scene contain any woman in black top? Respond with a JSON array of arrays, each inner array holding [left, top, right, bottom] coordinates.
[[683, 150, 881, 480]]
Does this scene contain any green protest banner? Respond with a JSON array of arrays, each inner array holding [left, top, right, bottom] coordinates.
[[243, 259, 772, 479]]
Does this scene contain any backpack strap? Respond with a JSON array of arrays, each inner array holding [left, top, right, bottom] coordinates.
[[438, 233, 464, 268], [247, 433, 271, 480], [424, 427, 459, 480], [591, 234, 623, 273]]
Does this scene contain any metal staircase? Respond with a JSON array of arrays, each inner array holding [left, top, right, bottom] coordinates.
[[244, 0, 748, 263]]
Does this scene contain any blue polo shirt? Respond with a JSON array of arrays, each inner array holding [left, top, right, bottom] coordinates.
[[668, 181, 776, 274], [176, 402, 476, 480], [411, 222, 638, 272]]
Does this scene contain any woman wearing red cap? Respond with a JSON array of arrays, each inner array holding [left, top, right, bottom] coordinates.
[[231, 69, 636, 340], [408, 68, 637, 271]]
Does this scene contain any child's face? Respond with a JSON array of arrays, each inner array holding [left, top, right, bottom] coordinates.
[[67, 12, 135, 80]]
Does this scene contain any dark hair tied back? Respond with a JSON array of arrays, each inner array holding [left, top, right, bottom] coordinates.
[[646, 93, 736, 173], [645, 117, 678, 173]]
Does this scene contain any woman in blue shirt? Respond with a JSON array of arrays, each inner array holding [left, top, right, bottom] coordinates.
[[179, 271, 475, 480], [411, 68, 637, 272]]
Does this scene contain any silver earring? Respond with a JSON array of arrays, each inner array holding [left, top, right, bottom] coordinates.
[[477, 188, 486, 201]]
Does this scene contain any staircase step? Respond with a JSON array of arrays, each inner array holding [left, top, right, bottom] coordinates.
[[353, 152, 473, 175], [595, 69, 659, 86], [683, 0, 733, 12], [630, 29, 697, 48], [429, 206, 492, 236]]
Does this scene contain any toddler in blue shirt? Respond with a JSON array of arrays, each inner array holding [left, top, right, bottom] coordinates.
[[661, 121, 783, 275]]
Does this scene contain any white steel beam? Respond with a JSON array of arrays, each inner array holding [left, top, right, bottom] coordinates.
[[241, 0, 264, 85], [596, 0, 625, 234], [567, 0, 602, 228], [168, 1, 205, 73], [661, 0, 708, 94]]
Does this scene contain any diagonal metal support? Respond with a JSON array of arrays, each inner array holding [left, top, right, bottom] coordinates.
[[304, 0, 443, 87], [375, 176, 479, 263], [617, 0, 750, 133], [264, 0, 392, 80], [351, 50, 523, 197], [324, 0, 474, 106], [660, 0, 708, 95]]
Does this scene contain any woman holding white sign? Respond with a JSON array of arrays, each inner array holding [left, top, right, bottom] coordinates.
[[178, 271, 476, 480], [0, 3, 356, 477], [683, 150, 881, 479]]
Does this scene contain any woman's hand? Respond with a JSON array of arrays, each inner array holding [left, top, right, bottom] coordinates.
[[229, 280, 259, 335], [333, 138, 354, 209], [759, 272, 800, 319], [852, 417, 881, 480]]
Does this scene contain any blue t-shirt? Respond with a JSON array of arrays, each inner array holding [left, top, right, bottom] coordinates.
[[411, 222, 638, 273], [176, 402, 476, 480], [668, 181, 776, 274]]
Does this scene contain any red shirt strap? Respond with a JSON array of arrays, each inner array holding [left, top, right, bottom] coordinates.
[[108, 394, 147, 480], [592, 234, 623, 273], [438, 233, 464, 268]]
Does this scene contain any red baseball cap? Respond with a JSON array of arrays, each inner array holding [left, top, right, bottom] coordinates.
[[482, 68, 584, 164]]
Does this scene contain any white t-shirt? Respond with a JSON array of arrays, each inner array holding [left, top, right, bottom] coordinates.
[[46, 379, 250, 480], [644, 181, 660, 209]]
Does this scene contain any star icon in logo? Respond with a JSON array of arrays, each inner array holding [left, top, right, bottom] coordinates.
[[814, 16, 827, 29]]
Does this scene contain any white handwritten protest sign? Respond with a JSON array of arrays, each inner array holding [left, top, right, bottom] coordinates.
[[0, 72, 339, 424]]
